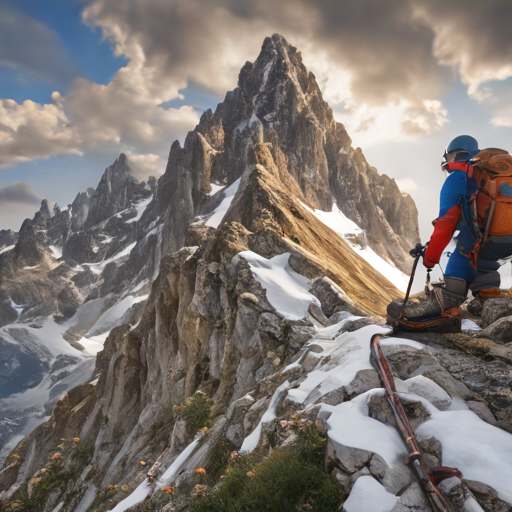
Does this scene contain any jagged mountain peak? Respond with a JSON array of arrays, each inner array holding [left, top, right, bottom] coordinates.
[[83, 154, 144, 228], [149, 34, 418, 272]]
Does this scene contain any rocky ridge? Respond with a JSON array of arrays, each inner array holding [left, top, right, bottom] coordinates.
[[2, 34, 511, 512]]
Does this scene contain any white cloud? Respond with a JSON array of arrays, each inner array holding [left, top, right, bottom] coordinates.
[[2, 0, 512, 170], [0, 75, 199, 169], [125, 152, 164, 180], [0, 99, 82, 167], [336, 99, 448, 147], [395, 178, 418, 193], [79, 0, 456, 146]]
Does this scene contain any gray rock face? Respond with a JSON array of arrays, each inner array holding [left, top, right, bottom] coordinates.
[[70, 190, 91, 230], [0, 230, 17, 249], [309, 276, 361, 317], [13, 220, 43, 267], [481, 316, 512, 343], [84, 153, 149, 229], [481, 297, 512, 327], [137, 34, 419, 271], [0, 153, 157, 467]]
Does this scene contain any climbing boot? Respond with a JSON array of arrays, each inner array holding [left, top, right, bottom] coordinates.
[[387, 277, 467, 323]]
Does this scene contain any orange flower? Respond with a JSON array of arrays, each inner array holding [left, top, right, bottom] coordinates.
[[121, 485, 129, 492], [230, 451, 239, 459], [195, 467, 206, 476], [195, 484, 207, 496], [73, 437, 80, 444], [163, 486, 176, 494], [246, 471, 255, 477], [139, 460, 147, 466], [50, 453, 62, 461]]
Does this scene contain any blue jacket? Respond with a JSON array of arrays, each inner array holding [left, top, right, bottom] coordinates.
[[424, 165, 477, 266]]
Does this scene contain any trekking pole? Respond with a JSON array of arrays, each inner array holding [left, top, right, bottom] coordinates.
[[371, 334, 462, 512], [399, 243, 424, 321]]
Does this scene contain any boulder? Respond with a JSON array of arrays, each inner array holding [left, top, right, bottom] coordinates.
[[480, 316, 512, 344], [482, 298, 512, 327]]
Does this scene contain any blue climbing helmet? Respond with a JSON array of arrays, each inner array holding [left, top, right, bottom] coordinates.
[[442, 135, 479, 169]]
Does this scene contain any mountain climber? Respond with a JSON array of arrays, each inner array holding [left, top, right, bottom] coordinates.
[[388, 135, 512, 322]]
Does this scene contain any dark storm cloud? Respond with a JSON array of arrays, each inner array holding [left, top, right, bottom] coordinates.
[[0, 4, 80, 85], [0, 182, 43, 204]]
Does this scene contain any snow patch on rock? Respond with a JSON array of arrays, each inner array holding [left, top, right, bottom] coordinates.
[[235, 251, 321, 320]]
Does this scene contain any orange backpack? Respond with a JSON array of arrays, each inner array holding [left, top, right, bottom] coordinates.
[[467, 148, 512, 264]]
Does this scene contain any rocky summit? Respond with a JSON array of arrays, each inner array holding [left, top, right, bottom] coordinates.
[[1, 34, 512, 512]]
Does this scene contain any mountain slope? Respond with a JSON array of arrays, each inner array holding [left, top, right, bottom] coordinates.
[[0, 35, 461, 512]]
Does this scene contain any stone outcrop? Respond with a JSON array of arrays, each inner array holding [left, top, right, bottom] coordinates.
[[0, 230, 17, 249]]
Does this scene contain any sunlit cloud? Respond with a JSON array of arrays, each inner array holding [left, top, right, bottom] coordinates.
[[395, 178, 418, 193], [2, 0, 512, 172]]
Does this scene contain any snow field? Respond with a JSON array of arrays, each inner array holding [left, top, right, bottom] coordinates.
[[126, 196, 153, 224], [240, 380, 290, 453], [234, 251, 322, 320], [49, 245, 63, 259], [109, 439, 201, 512], [303, 203, 409, 292], [0, 244, 15, 254], [342, 475, 397, 512], [206, 178, 241, 228]]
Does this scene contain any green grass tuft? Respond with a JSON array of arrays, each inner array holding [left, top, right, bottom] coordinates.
[[192, 423, 341, 512]]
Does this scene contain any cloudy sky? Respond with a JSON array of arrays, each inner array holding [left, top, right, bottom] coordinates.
[[2, 0, 512, 241]]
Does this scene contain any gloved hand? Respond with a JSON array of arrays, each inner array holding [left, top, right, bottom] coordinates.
[[409, 242, 426, 259]]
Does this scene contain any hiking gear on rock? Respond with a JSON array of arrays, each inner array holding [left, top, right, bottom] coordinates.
[[387, 279, 466, 323], [476, 288, 502, 298], [371, 333, 462, 512], [386, 251, 462, 333]]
